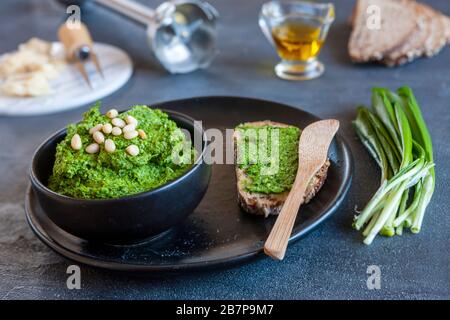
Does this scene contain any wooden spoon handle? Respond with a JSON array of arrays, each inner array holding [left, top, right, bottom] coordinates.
[[264, 119, 339, 260], [264, 170, 311, 260]]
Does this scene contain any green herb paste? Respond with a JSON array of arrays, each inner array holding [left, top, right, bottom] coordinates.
[[48, 104, 194, 199], [235, 123, 300, 194]]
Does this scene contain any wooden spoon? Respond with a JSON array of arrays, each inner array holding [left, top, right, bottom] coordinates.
[[264, 119, 340, 260]]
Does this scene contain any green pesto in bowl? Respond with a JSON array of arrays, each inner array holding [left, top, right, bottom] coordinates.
[[48, 104, 195, 199], [235, 123, 300, 194]]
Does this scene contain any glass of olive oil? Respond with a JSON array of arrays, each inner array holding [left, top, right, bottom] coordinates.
[[259, 1, 335, 80]]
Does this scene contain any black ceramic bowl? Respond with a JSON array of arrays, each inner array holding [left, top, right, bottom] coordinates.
[[29, 110, 211, 244]]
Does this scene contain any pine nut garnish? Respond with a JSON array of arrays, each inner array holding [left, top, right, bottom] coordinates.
[[122, 123, 136, 133], [126, 145, 139, 156], [102, 123, 112, 134], [71, 134, 82, 150], [111, 118, 126, 128], [104, 139, 116, 153], [124, 130, 138, 140], [111, 126, 122, 136], [93, 131, 105, 144], [138, 129, 147, 139], [125, 115, 138, 126], [106, 109, 118, 119], [85, 143, 99, 154], [89, 124, 103, 135]]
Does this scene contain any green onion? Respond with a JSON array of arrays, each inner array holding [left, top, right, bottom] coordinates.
[[352, 87, 435, 244]]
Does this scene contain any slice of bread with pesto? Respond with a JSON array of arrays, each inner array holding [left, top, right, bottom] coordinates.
[[234, 121, 330, 217]]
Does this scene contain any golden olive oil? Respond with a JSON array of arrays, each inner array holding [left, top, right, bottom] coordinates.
[[272, 22, 324, 61]]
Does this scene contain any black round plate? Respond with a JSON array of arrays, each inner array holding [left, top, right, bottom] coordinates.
[[25, 97, 353, 272]]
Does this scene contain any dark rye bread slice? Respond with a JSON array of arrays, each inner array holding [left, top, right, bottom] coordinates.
[[384, 1, 450, 66], [349, 0, 450, 66], [383, 2, 433, 66], [446, 16, 450, 43], [421, 5, 450, 57], [233, 121, 330, 217], [348, 0, 417, 62]]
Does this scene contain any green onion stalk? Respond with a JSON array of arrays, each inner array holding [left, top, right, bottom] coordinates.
[[353, 87, 435, 245]]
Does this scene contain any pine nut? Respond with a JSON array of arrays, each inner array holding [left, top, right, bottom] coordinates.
[[138, 129, 147, 139], [104, 139, 116, 153], [122, 123, 136, 133], [111, 118, 125, 128], [126, 145, 139, 156], [89, 124, 103, 135], [102, 123, 112, 134], [85, 143, 99, 154], [106, 109, 118, 119], [93, 131, 105, 144], [111, 127, 122, 136], [124, 130, 138, 140], [125, 115, 138, 125], [71, 134, 82, 150]]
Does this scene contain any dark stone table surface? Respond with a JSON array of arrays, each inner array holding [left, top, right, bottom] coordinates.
[[0, 0, 449, 300]]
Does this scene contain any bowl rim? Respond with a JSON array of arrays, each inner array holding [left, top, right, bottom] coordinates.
[[29, 108, 209, 203]]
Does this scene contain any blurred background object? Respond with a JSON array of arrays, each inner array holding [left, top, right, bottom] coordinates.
[[58, 21, 103, 87], [58, 0, 218, 74]]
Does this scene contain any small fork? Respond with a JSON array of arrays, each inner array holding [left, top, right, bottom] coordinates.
[[58, 22, 103, 88]]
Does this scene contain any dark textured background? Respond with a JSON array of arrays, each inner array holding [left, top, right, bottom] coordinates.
[[0, 0, 449, 300]]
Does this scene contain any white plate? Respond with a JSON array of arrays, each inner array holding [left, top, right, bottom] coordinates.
[[0, 42, 133, 116]]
